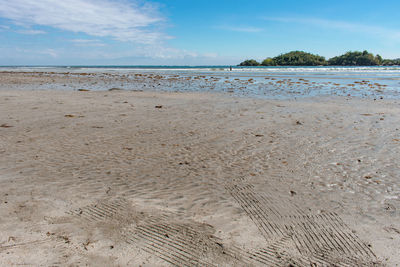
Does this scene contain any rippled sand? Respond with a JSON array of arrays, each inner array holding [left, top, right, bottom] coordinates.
[[0, 73, 399, 266]]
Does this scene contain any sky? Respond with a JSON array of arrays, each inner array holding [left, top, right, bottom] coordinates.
[[0, 0, 399, 65]]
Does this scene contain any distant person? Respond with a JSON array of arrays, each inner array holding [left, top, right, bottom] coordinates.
[[230, 66, 232, 71]]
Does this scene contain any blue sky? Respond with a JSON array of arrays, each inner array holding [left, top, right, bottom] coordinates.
[[0, 0, 399, 65]]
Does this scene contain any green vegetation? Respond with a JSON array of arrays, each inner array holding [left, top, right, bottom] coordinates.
[[382, 58, 400, 66], [238, 59, 260, 66], [328, 50, 381, 66], [261, 58, 276, 66], [238, 50, 400, 66], [263, 51, 327, 66]]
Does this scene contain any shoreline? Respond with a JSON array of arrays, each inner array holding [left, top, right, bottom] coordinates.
[[1, 69, 399, 100]]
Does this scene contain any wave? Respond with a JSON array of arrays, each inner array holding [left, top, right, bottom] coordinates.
[[1, 65, 400, 75]]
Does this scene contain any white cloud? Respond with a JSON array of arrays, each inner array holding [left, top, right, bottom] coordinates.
[[265, 17, 400, 41], [0, 2, 224, 64], [17, 29, 46, 35], [0, 0, 166, 44]]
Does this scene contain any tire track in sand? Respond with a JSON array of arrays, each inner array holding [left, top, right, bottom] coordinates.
[[226, 182, 378, 266], [68, 198, 316, 266]]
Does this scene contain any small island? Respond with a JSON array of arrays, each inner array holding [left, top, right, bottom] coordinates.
[[238, 50, 400, 66]]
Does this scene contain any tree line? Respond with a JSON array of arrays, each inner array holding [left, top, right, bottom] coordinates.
[[238, 51, 400, 66]]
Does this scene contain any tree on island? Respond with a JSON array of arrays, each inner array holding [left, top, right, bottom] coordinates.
[[238, 50, 399, 66], [328, 50, 382, 66], [239, 51, 327, 67], [382, 58, 400, 66], [238, 59, 261, 66], [261, 58, 276, 66], [266, 51, 327, 66]]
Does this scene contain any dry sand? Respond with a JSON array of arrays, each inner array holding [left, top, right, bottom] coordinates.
[[0, 74, 400, 266]]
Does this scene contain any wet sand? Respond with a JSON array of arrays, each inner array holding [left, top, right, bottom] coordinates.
[[1, 69, 399, 99], [0, 73, 399, 266]]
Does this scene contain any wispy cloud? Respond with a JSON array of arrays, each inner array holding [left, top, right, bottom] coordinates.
[[0, 1, 223, 63], [0, 0, 167, 44], [131, 45, 200, 59], [216, 25, 263, 33], [16, 29, 46, 35], [14, 47, 58, 58], [265, 17, 400, 41], [41, 48, 58, 58], [70, 39, 106, 47]]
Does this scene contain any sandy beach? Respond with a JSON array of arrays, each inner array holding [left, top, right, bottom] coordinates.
[[1, 73, 399, 266]]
